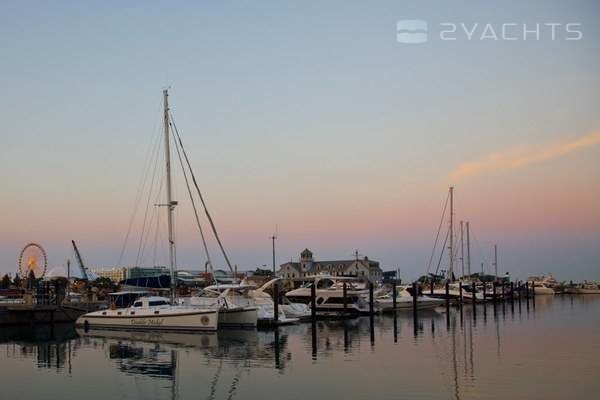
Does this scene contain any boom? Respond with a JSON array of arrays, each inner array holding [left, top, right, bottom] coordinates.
[[71, 240, 90, 281]]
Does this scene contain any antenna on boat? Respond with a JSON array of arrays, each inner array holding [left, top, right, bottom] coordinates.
[[163, 88, 177, 303]]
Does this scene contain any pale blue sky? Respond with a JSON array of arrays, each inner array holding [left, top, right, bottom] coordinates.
[[1, 1, 599, 281]]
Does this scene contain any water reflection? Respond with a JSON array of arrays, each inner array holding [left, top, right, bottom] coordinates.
[[1, 296, 599, 400]]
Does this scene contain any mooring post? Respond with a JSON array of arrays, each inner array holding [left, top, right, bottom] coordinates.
[[492, 281, 497, 303], [510, 282, 515, 314], [531, 281, 536, 310], [445, 281, 450, 312], [525, 282, 530, 312], [482, 282, 487, 318], [311, 282, 316, 322], [459, 282, 463, 306], [472, 280, 476, 313], [343, 282, 348, 315], [430, 280, 434, 295], [412, 281, 418, 320], [273, 281, 279, 325], [392, 280, 397, 311], [369, 282, 374, 316]]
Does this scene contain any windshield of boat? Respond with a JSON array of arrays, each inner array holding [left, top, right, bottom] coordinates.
[[149, 300, 169, 306]]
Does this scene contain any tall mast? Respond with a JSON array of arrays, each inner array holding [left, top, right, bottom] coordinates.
[[163, 89, 177, 302], [460, 221, 464, 279], [448, 186, 454, 281], [466, 221, 471, 276]]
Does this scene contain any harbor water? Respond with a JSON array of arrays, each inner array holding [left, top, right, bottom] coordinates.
[[1, 295, 599, 400]]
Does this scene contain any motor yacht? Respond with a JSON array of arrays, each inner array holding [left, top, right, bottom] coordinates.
[[181, 285, 258, 328], [375, 286, 444, 311], [284, 276, 371, 314]]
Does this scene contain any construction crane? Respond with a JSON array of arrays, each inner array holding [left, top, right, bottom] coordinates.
[[71, 240, 91, 281]]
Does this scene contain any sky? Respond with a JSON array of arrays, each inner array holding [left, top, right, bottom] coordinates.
[[0, 1, 599, 282]]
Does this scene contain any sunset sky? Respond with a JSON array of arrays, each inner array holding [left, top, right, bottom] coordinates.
[[1, 1, 599, 281]]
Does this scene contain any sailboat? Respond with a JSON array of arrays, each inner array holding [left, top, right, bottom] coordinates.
[[76, 90, 219, 332]]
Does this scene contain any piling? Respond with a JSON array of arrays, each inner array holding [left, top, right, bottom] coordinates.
[[445, 281, 450, 328], [311, 283, 316, 321], [510, 282, 515, 314], [392, 280, 397, 311], [492, 282, 497, 303], [482, 283, 487, 318], [445, 281, 450, 310], [342, 282, 348, 314], [459, 282, 463, 306], [531, 281, 536, 310], [525, 282, 530, 312], [412, 282, 418, 321], [430, 280, 434, 296], [369, 282, 374, 316], [472, 280, 476, 316], [273, 281, 279, 324]]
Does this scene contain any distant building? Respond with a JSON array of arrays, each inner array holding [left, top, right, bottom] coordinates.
[[278, 248, 383, 282], [126, 266, 169, 280], [93, 267, 127, 283]]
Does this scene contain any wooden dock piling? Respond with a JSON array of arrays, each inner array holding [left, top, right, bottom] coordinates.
[[342, 282, 348, 314], [311, 283, 316, 321], [273, 280, 279, 324], [369, 282, 374, 316], [392, 280, 397, 311]]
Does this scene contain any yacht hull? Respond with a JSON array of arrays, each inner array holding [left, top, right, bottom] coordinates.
[[76, 309, 219, 331], [218, 307, 258, 328]]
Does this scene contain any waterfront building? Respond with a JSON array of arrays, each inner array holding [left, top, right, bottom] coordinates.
[[278, 248, 383, 282], [126, 266, 169, 279], [92, 267, 127, 283]]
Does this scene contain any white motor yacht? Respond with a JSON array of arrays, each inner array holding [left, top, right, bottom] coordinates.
[[182, 285, 258, 328], [375, 286, 444, 311], [285, 276, 371, 314], [531, 282, 555, 295], [250, 278, 309, 321]]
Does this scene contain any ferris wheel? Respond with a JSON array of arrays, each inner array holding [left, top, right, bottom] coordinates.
[[18, 243, 48, 279]]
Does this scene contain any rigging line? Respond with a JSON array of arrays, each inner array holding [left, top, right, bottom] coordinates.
[[135, 131, 164, 267], [117, 120, 163, 266], [434, 227, 450, 277], [171, 123, 214, 271], [427, 190, 450, 274], [170, 113, 234, 273], [140, 166, 165, 266], [117, 101, 162, 265]]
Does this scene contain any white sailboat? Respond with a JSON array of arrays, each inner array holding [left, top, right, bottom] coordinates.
[[76, 90, 218, 332]]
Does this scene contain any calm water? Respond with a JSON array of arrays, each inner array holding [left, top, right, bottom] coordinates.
[[1, 296, 599, 400]]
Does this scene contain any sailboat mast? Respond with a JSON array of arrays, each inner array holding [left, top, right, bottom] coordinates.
[[448, 186, 454, 281], [460, 221, 464, 279], [163, 89, 177, 302], [466, 221, 471, 276]]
